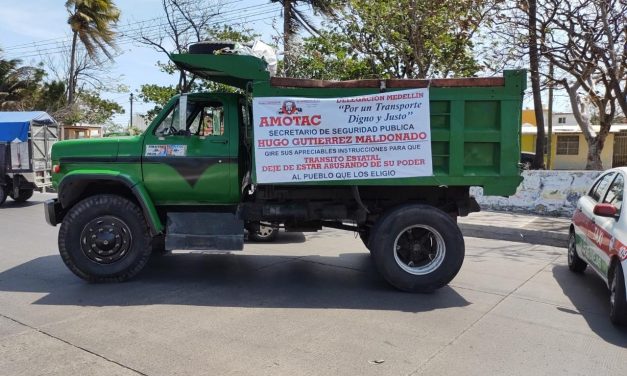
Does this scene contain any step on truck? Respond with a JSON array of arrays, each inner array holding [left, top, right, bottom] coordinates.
[[44, 44, 525, 292]]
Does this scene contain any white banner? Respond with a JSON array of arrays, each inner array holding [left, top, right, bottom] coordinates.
[[253, 89, 432, 183]]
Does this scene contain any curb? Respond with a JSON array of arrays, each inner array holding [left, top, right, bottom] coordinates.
[[458, 223, 568, 248]]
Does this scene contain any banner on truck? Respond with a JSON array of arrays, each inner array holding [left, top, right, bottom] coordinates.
[[253, 89, 432, 183]]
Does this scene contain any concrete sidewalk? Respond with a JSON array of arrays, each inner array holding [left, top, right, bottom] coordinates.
[[458, 211, 570, 248]]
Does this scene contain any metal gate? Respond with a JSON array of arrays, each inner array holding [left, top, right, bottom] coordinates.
[[30, 121, 58, 188], [613, 132, 627, 167]]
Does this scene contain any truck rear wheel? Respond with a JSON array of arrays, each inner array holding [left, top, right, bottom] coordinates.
[[369, 204, 465, 293], [58, 194, 152, 282], [11, 189, 33, 202]]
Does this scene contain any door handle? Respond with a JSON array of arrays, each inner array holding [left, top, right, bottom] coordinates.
[[210, 139, 228, 144]]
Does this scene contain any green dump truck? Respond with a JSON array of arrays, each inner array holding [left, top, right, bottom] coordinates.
[[44, 45, 525, 292]]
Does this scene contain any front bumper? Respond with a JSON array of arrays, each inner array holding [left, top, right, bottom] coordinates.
[[44, 199, 63, 226]]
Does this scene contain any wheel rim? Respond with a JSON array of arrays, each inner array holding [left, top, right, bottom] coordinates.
[[393, 224, 446, 275], [610, 271, 617, 313], [256, 225, 275, 238], [568, 233, 575, 265], [80, 216, 133, 264]]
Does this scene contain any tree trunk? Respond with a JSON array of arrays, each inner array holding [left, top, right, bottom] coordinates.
[[68, 31, 78, 106], [528, 0, 545, 169], [586, 135, 606, 170], [283, 0, 294, 77]]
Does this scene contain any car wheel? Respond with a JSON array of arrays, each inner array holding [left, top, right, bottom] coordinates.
[[248, 224, 279, 242], [58, 194, 153, 282], [11, 189, 34, 202], [609, 263, 627, 326], [369, 204, 465, 293], [567, 230, 587, 273]]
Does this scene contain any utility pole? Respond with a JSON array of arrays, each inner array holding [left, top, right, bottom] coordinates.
[[129, 93, 134, 131], [547, 62, 554, 170]]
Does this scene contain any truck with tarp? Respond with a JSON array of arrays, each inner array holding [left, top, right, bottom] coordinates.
[[44, 43, 525, 292], [0, 111, 58, 205]]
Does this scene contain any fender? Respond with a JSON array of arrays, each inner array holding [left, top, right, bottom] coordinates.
[[58, 171, 163, 234]]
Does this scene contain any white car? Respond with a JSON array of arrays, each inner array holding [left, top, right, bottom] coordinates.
[[570, 167, 627, 326]]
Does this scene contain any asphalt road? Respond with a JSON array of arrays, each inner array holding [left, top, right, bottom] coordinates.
[[0, 193, 626, 376]]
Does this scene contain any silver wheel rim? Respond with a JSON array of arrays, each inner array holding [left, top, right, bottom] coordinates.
[[568, 233, 575, 265], [256, 225, 275, 238], [393, 224, 446, 275], [611, 272, 617, 311]]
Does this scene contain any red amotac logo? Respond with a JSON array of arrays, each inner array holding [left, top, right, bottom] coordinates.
[[279, 101, 302, 115]]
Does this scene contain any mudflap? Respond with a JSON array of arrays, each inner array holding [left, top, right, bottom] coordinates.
[[165, 212, 244, 251]]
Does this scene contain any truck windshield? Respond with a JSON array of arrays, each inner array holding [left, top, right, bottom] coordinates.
[[154, 100, 224, 137]]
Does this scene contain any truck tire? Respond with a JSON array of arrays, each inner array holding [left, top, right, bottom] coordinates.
[[248, 224, 279, 242], [11, 189, 34, 202], [609, 263, 627, 326], [58, 194, 152, 282], [189, 41, 236, 55], [369, 204, 465, 293], [0, 185, 6, 206]]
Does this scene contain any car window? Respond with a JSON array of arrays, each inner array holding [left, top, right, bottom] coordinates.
[[589, 173, 615, 202], [603, 174, 624, 214]]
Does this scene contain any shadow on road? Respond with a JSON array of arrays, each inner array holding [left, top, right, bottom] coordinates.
[[552, 264, 627, 346], [0, 199, 43, 208], [0, 253, 470, 313]]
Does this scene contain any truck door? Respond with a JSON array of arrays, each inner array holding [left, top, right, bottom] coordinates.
[[142, 98, 238, 205]]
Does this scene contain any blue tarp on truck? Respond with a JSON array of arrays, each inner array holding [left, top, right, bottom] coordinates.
[[0, 112, 55, 143]]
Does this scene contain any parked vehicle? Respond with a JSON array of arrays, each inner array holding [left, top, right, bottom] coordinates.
[[570, 167, 627, 325], [0, 112, 57, 205], [44, 45, 525, 292]]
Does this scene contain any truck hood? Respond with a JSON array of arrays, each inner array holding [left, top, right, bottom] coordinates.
[[52, 136, 142, 162]]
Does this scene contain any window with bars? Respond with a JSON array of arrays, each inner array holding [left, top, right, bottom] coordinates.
[[558, 117, 566, 124], [556, 135, 579, 155]]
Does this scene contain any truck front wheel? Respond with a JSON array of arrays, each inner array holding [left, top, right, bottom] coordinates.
[[369, 204, 465, 293], [58, 194, 152, 282]]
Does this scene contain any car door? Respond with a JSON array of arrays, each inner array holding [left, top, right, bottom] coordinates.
[[593, 173, 624, 279], [576, 172, 615, 276], [142, 98, 237, 205]]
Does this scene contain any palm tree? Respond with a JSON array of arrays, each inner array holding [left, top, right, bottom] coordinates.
[[271, 0, 342, 76], [65, 0, 120, 105], [0, 54, 44, 110]]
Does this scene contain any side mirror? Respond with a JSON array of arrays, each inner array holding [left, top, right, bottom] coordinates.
[[593, 203, 618, 217]]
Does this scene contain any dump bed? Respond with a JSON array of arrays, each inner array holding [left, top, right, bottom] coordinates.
[[172, 53, 525, 196]]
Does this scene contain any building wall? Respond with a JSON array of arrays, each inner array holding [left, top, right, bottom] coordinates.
[[552, 133, 614, 170], [521, 133, 616, 170]]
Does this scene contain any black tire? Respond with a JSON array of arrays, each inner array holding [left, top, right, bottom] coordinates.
[[248, 224, 279, 242], [189, 41, 236, 55], [567, 230, 587, 273], [609, 263, 627, 326], [58, 194, 152, 282], [0, 185, 7, 206], [369, 204, 465, 293], [11, 189, 34, 202]]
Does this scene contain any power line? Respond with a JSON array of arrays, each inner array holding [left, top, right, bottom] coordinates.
[[2, 0, 261, 52], [6, 7, 282, 60]]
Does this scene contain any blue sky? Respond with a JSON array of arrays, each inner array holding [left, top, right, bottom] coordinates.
[[0, 0, 284, 124]]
